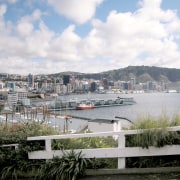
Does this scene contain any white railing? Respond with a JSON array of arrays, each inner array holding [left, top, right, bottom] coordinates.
[[1, 143, 19, 149], [27, 126, 180, 169]]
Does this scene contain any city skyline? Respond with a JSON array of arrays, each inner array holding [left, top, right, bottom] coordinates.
[[1, 0, 180, 75]]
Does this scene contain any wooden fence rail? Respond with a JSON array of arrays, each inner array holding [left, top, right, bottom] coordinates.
[[27, 126, 180, 169]]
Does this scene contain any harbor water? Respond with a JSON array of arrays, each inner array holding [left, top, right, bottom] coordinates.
[[2, 93, 179, 132], [52, 92, 180, 130]]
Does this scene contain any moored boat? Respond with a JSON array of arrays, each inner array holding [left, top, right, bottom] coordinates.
[[76, 103, 95, 110]]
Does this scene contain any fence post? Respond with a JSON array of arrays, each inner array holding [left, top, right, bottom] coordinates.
[[118, 133, 125, 169], [45, 139, 52, 151]]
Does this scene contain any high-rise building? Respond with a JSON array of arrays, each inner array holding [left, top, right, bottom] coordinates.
[[63, 75, 70, 85], [28, 74, 34, 88], [102, 78, 108, 89], [6, 82, 16, 91], [130, 78, 136, 90]]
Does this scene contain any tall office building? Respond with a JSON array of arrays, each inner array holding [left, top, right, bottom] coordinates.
[[63, 75, 70, 85], [130, 78, 136, 90], [28, 74, 34, 88]]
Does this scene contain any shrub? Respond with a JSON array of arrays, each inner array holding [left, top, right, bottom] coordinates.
[[36, 150, 91, 180], [126, 113, 180, 168]]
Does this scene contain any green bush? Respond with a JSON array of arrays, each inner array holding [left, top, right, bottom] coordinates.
[[0, 121, 58, 179], [1, 113, 180, 178], [0, 121, 117, 179], [36, 150, 91, 180], [126, 113, 180, 168]]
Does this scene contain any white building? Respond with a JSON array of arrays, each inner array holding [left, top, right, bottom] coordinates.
[[7, 92, 18, 106], [7, 89, 28, 106], [88, 119, 121, 133], [0, 81, 4, 89], [16, 89, 28, 102]]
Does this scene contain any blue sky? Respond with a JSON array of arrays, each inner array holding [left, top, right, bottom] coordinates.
[[0, 0, 180, 75]]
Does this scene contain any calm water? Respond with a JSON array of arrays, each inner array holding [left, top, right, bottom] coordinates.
[[52, 93, 180, 130]]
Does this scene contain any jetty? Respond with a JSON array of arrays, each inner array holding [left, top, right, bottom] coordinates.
[[49, 97, 136, 111]]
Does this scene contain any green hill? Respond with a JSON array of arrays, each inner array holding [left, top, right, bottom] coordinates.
[[75, 66, 180, 83]]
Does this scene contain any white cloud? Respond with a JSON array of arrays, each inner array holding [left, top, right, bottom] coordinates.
[[47, 0, 103, 24], [77, 0, 180, 71], [17, 22, 34, 36], [0, 8, 54, 65], [0, 4, 6, 17], [0, 4, 6, 29], [1, 0, 180, 74], [139, 0, 162, 9], [7, 0, 18, 4], [16, 9, 42, 37], [18, 9, 42, 23], [48, 25, 81, 61]]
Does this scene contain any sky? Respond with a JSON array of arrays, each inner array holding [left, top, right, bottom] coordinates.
[[1, 0, 180, 75]]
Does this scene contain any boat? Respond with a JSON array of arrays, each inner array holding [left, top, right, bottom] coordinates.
[[76, 102, 95, 110]]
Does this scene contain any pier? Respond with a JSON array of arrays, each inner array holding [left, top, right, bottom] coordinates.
[[50, 97, 136, 111]]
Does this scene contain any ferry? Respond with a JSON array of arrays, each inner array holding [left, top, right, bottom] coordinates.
[[76, 102, 95, 110]]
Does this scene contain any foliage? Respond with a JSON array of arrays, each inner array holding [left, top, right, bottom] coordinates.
[[75, 66, 180, 82], [0, 121, 117, 179], [0, 121, 57, 179], [127, 155, 180, 168], [0, 121, 57, 145], [127, 113, 180, 148], [1, 113, 180, 178], [52, 136, 117, 150], [125, 113, 180, 168], [51, 136, 118, 169], [0, 145, 45, 180], [36, 150, 91, 180]]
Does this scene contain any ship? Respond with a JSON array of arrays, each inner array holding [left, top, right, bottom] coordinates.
[[76, 102, 95, 110], [43, 96, 136, 111]]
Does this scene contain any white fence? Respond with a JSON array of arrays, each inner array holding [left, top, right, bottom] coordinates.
[[27, 126, 180, 169]]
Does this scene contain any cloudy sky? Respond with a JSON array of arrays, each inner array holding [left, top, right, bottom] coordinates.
[[0, 0, 180, 75]]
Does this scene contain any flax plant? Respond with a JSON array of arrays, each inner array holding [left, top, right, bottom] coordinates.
[[36, 150, 91, 180], [126, 113, 180, 168], [127, 113, 180, 148]]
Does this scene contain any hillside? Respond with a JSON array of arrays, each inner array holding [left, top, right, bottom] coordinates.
[[74, 66, 180, 83]]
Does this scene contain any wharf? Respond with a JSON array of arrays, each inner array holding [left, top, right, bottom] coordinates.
[[50, 97, 136, 111]]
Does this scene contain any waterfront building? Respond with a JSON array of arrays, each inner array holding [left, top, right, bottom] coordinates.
[[0, 81, 4, 89], [6, 82, 16, 91], [102, 78, 108, 89], [122, 82, 129, 90], [67, 83, 72, 93], [16, 89, 28, 103], [90, 82, 97, 92], [63, 75, 70, 85], [7, 91, 18, 106], [54, 84, 60, 94], [7, 88, 28, 107], [0, 73, 8, 80], [28, 74, 34, 88], [130, 78, 136, 90], [62, 85, 68, 94], [82, 81, 89, 92]]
